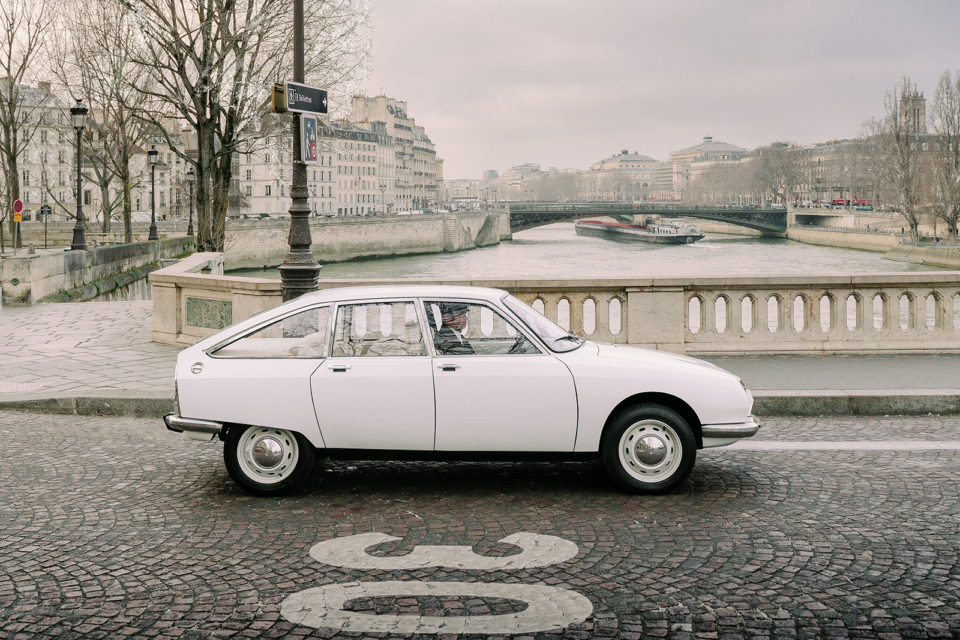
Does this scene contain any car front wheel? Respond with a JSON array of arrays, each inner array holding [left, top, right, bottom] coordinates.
[[224, 425, 315, 495], [601, 404, 696, 493]]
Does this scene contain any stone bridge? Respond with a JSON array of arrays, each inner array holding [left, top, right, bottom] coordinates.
[[507, 202, 787, 234]]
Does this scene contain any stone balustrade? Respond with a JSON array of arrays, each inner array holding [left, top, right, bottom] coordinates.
[[150, 256, 960, 354]]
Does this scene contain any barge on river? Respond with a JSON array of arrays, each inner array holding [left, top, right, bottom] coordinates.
[[574, 218, 705, 245]]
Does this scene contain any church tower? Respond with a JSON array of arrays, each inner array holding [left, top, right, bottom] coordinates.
[[901, 88, 927, 134]]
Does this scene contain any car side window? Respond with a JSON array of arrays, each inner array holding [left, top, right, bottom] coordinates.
[[332, 301, 426, 357], [426, 301, 540, 356], [212, 305, 331, 358]]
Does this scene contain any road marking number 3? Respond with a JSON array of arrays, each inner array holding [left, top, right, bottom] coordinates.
[[280, 532, 593, 634]]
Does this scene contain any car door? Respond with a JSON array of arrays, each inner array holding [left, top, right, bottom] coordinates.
[[310, 300, 435, 450], [195, 304, 333, 447], [425, 300, 578, 452]]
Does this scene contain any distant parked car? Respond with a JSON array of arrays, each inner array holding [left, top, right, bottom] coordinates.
[[164, 286, 760, 495]]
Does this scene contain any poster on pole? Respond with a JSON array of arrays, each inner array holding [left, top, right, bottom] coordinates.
[[302, 115, 318, 163]]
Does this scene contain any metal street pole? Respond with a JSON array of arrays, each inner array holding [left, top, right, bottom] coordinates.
[[70, 99, 88, 251], [148, 146, 159, 241], [279, 0, 321, 301], [187, 167, 195, 237]]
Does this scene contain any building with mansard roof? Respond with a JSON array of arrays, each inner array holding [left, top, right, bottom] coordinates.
[[670, 135, 747, 200], [348, 95, 443, 211]]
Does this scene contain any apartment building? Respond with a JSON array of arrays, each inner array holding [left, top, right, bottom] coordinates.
[[348, 95, 443, 211]]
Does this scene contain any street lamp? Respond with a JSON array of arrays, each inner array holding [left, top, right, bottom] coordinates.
[[186, 167, 195, 237], [70, 99, 88, 251], [148, 145, 159, 240], [278, 0, 321, 300]]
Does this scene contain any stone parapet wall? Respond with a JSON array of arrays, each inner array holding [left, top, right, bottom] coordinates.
[[13, 221, 189, 247], [2, 236, 194, 305], [149, 252, 281, 345], [150, 258, 960, 354]]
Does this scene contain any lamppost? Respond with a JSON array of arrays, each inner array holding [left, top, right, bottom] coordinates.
[[186, 167, 195, 237], [278, 0, 322, 300], [70, 99, 88, 251], [148, 145, 159, 240]]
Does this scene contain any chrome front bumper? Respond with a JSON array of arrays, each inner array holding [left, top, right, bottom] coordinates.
[[164, 413, 224, 441], [701, 416, 761, 447]]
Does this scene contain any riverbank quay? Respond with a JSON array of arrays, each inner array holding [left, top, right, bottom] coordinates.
[[0, 236, 194, 305], [223, 210, 510, 269], [1, 300, 959, 418]]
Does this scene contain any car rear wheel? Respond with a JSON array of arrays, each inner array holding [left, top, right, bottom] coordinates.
[[601, 404, 696, 493], [224, 425, 315, 495]]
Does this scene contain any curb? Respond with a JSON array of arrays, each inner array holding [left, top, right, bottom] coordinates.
[[752, 390, 960, 416], [1, 391, 959, 419], [0, 391, 174, 418]]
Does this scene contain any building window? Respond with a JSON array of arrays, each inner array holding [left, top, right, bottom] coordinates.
[[83, 190, 91, 205], [245, 186, 252, 197], [265, 185, 272, 197], [246, 170, 252, 180], [41, 130, 48, 144]]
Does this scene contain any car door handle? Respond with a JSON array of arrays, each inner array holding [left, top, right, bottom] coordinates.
[[329, 364, 351, 372], [438, 363, 460, 371]]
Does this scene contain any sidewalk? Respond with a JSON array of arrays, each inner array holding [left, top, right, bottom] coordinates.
[[1, 300, 958, 417]]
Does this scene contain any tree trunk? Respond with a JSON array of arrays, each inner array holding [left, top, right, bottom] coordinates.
[[211, 156, 230, 251], [122, 167, 133, 243], [5, 152, 21, 246], [194, 122, 218, 252], [100, 183, 111, 233]]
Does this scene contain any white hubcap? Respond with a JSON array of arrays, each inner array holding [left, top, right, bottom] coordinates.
[[237, 427, 299, 485], [618, 419, 681, 483]]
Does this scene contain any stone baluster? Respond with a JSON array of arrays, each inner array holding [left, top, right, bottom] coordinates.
[[567, 293, 586, 336], [882, 290, 900, 337], [540, 293, 560, 324], [729, 293, 744, 337]]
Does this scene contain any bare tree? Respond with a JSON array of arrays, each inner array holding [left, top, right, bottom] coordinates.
[[754, 143, 804, 205], [118, 0, 370, 251], [881, 76, 924, 240], [50, 0, 154, 242], [857, 118, 889, 209], [930, 70, 960, 240], [0, 0, 54, 250]]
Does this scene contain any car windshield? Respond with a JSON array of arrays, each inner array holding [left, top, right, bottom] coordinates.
[[502, 294, 584, 353]]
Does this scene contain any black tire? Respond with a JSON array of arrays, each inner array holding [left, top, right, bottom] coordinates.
[[224, 425, 316, 495], [601, 403, 697, 493]]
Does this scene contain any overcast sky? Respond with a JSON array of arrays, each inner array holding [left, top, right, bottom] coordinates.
[[358, 1, 960, 179]]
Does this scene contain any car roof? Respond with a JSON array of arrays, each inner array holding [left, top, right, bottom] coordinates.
[[297, 284, 509, 304]]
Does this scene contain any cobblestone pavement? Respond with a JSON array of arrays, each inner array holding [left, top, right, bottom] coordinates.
[[0, 301, 179, 396], [2, 411, 959, 638]]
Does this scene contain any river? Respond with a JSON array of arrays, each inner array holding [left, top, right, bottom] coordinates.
[[229, 223, 939, 280]]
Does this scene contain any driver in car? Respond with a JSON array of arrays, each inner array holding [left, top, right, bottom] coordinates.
[[433, 302, 475, 355]]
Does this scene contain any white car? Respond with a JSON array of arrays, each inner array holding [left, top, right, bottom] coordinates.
[[164, 285, 759, 495]]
